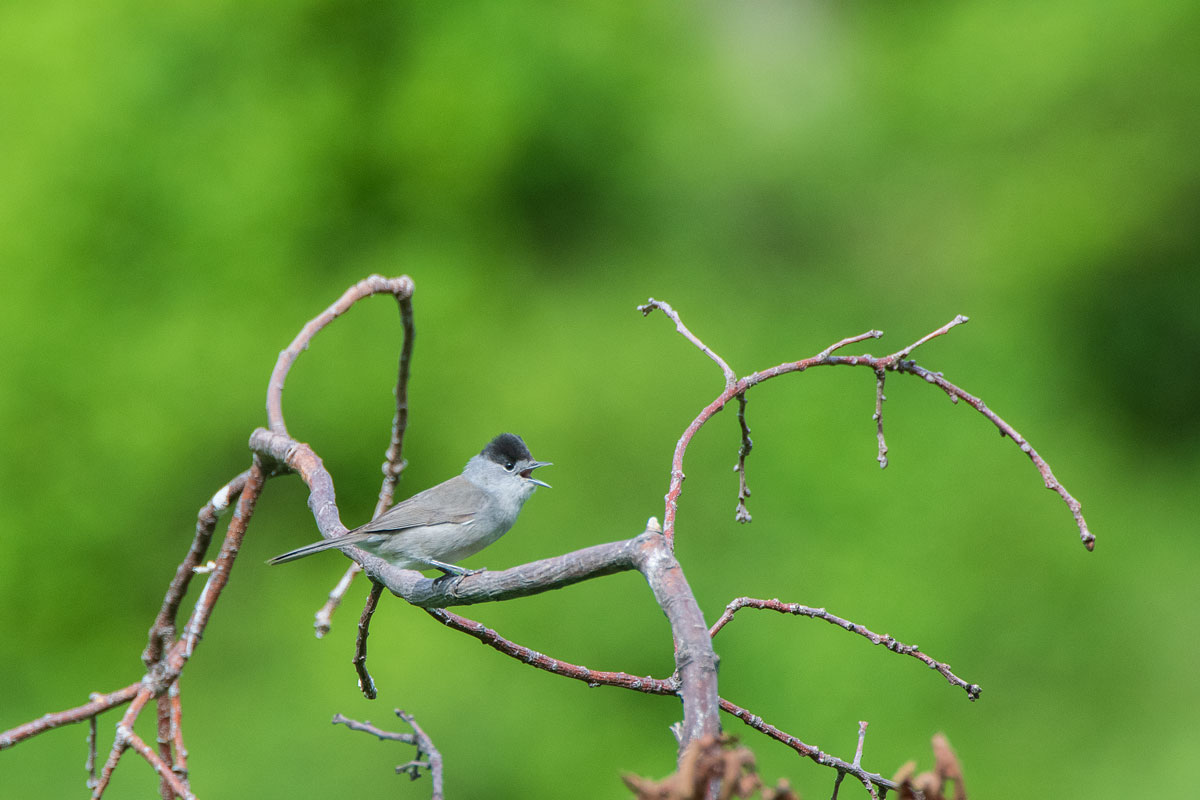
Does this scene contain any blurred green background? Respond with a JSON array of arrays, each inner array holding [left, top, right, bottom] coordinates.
[[2, 1, 1197, 797]]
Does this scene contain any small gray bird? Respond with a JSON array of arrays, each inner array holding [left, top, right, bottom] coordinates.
[[267, 433, 550, 575]]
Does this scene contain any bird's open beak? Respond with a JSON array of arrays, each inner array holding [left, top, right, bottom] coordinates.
[[522, 461, 553, 488]]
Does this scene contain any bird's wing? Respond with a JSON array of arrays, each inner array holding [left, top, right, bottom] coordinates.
[[353, 474, 489, 534]]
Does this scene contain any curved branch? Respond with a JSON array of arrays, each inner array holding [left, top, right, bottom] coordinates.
[[425, 608, 676, 695], [892, 359, 1095, 551], [250, 423, 723, 747], [719, 699, 900, 800], [267, 274, 413, 435], [647, 307, 1093, 552], [710, 597, 981, 701], [639, 298, 736, 388]]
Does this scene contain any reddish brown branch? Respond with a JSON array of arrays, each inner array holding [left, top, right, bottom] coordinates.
[[0, 684, 141, 750], [4, 462, 265, 798], [425, 607, 676, 696], [267, 274, 413, 436], [142, 471, 250, 668], [354, 582, 384, 699], [155, 694, 172, 799], [893, 359, 1095, 551], [168, 682, 187, 786], [378, 291, 416, 515], [253, 414, 722, 743], [710, 597, 981, 700], [641, 304, 1093, 552], [93, 723, 194, 800], [719, 699, 901, 800]]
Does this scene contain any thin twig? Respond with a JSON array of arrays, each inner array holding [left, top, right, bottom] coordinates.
[[378, 291, 416, 514], [718, 699, 898, 800], [424, 607, 676, 695], [267, 275, 414, 435], [1, 685, 142, 750], [646, 305, 1093, 552], [142, 470, 250, 667], [333, 710, 445, 800], [86, 716, 98, 790], [734, 393, 753, 523], [892, 359, 1095, 551], [168, 682, 187, 784], [155, 695, 172, 799], [639, 298, 737, 388], [709, 597, 981, 700], [816, 330, 885, 361], [111, 726, 195, 800], [853, 721, 867, 768], [313, 563, 362, 639], [354, 582, 383, 699], [314, 285, 415, 638], [396, 709, 444, 799], [332, 713, 416, 744], [889, 314, 969, 362], [873, 370, 888, 469]]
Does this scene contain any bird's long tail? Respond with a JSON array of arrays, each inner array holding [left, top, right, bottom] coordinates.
[[266, 531, 374, 565]]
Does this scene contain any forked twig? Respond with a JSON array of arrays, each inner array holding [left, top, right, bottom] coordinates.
[[333, 710, 444, 800], [640, 303, 1094, 552]]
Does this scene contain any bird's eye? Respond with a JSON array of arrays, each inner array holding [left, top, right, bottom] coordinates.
[[505, 461, 516, 471]]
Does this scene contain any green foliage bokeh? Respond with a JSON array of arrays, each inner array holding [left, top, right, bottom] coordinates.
[[2, 1, 1197, 797]]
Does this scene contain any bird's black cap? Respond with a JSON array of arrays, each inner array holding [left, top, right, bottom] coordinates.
[[481, 433, 533, 465]]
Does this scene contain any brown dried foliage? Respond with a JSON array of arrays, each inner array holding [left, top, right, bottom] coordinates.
[[892, 733, 967, 800], [622, 735, 799, 800]]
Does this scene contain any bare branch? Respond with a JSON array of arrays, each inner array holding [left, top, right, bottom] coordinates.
[[250, 425, 724, 744], [1, 685, 140, 750], [142, 471, 250, 667], [267, 274, 414, 435], [815, 330, 885, 361], [85, 716, 98, 790], [313, 562, 362, 639], [647, 303, 1093, 552], [892, 360, 1095, 551], [734, 393, 753, 523], [395, 710, 444, 798], [332, 713, 416, 744], [853, 721, 868, 768], [168, 682, 187, 786], [6, 281, 1093, 797], [709, 597, 981, 700], [334, 710, 444, 800], [425, 607, 675, 695], [117, 726, 195, 800], [354, 582, 383, 699], [155, 694, 172, 800], [314, 288, 417, 638], [873, 370, 888, 469], [719, 699, 903, 800], [378, 291, 416, 513], [639, 298, 737, 388], [888, 314, 969, 362]]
